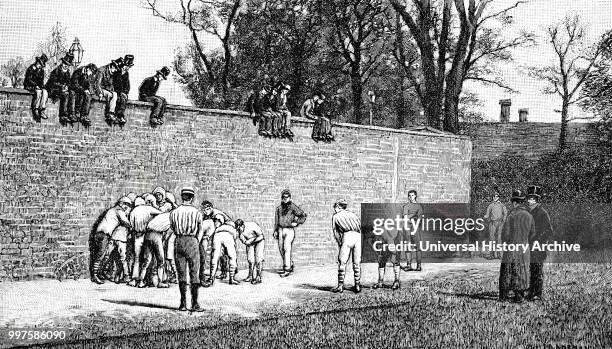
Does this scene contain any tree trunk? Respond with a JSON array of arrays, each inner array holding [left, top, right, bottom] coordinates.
[[443, 77, 462, 134], [396, 72, 407, 129], [222, 40, 231, 107], [350, 71, 364, 124], [559, 101, 570, 151]]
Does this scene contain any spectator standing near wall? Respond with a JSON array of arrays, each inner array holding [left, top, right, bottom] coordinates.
[[274, 189, 307, 277], [484, 191, 507, 259]]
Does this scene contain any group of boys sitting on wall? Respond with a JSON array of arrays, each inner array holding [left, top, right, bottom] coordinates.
[[247, 80, 335, 142], [24, 53, 170, 128]]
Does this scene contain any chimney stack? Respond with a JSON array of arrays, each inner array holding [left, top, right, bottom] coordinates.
[[499, 99, 511, 123], [519, 108, 529, 122]]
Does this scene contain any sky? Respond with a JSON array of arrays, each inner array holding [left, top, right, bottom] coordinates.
[[1, 0, 611, 121]]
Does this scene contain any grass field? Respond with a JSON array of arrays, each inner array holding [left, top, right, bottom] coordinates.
[[17, 262, 612, 349]]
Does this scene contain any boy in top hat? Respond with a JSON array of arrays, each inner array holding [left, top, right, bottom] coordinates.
[[499, 189, 536, 303], [45, 53, 75, 125], [24, 54, 49, 121], [95, 59, 121, 125], [69, 63, 98, 127], [113, 54, 134, 126], [526, 185, 553, 301], [139, 66, 170, 127]]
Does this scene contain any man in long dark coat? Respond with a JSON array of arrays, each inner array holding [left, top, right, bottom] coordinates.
[[499, 189, 536, 303], [526, 185, 553, 301], [69, 63, 97, 127], [139, 66, 170, 127], [113, 54, 134, 126]]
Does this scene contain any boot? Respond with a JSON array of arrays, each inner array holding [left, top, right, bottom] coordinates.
[[372, 280, 383, 289], [244, 262, 253, 283], [228, 268, 240, 285], [31, 108, 39, 120], [415, 262, 422, 272], [401, 262, 413, 272], [91, 262, 105, 284], [354, 282, 362, 293], [39, 108, 48, 119], [391, 279, 401, 290], [178, 282, 188, 311], [202, 277, 214, 288], [332, 283, 344, 293], [279, 268, 291, 278], [252, 262, 263, 284], [191, 284, 203, 312]]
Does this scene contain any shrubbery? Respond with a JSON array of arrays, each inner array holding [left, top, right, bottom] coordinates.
[[471, 147, 612, 248]]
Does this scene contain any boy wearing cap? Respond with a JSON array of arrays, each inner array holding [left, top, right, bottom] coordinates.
[[499, 189, 536, 303], [24, 54, 49, 121], [45, 53, 74, 125], [113, 54, 134, 126], [69, 63, 98, 127], [139, 67, 170, 127], [526, 185, 553, 301], [274, 189, 307, 277], [91, 197, 132, 284], [94, 59, 121, 124], [236, 219, 265, 284], [170, 187, 205, 311], [331, 200, 362, 293], [402, 190, 424, 271]]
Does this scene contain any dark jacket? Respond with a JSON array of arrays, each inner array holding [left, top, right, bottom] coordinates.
[[500, 205, 536, 290], [138, 76, 160, 99], [24, 64, 45, 90], [113, 71, 130, 95], [275, 202, 307, 230], [45, 66, 71, 92], [70, 66, 91, 93], [95, 65, 115, 95], [529, 204, 553, 262], [246, 90, 264, 114]]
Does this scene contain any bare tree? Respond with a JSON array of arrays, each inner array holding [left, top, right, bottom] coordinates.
[[390, 0, 533, 133], [324, 0, 388, 124], [36, 22, 69, 76], [144, 0, 243, 105], [529, 14, 605, 151], [1, 57, 26, 88]]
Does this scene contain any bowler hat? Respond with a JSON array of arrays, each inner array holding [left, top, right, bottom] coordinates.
[[85, 63, 98, 73], [123, 54, 135, 67], [511, 189, 525, 200], [157, 66, 171, 79], [113, 57, 125, 68], [61, 53, 74, 65], [526, 185, 543, 199], [280, 189, 291, 198], [36, 54, 49, 65]]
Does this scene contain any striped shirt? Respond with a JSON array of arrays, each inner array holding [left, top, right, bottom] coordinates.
[[97, 206, 131, 236], [130, 205, 162, 233], [332, 209, 361, 234], [170, 204, 204, 237]]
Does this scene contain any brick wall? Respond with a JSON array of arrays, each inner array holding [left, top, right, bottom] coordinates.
[[469, 122, 599, 161], [0, 87, 471, 280]]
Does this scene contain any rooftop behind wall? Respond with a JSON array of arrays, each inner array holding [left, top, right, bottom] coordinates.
[[0, 87, 471, 280]]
